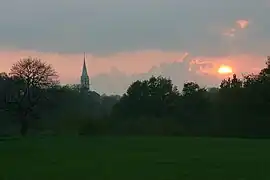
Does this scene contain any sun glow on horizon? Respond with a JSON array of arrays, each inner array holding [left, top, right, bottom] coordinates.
[[218, 65, 233, 74]]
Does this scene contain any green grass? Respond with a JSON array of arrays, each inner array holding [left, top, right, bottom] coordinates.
[[1, 136, 270, 180]]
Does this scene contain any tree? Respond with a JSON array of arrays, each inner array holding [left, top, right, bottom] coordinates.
[[220, 77, 231, 89], [182, 82, 201, 96], [100, 95, 120, 116], [0, 73, 16, 134], [146, 76, 179, 117], [0, 72, 22, 115], [231, 74, 242, 88], [259, 56, 270, 77], [177, 82, 210, 134], [113, 76, 179, 118], [0, 73, 9, 110], [8, 57, 59, 135]]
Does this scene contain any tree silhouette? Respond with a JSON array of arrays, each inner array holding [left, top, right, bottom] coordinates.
[[8, 57, 59, 135], [113, 76, 179, 118], [182, 82, 201, 96], [3, 56, 270, 137]]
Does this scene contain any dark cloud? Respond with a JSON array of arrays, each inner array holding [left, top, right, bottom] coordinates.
[[0, 0, 269, 55], [0, 0, 269, 94]]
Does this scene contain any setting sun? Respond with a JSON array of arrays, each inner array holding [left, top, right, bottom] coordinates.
[[218, 65, 233, 74]]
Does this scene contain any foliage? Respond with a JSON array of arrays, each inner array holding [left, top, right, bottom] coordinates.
[[113, 76, 179, 118], [1, 56, 270, 138], [1, 57, 59, 135]]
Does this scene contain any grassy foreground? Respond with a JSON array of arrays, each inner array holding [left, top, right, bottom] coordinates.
[[0, 136, 270, 180]]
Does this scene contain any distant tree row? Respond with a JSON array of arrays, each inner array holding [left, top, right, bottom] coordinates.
[[110, 56, 270, 137], [0, 57, 119, 136], [1, 56, 270, 138]]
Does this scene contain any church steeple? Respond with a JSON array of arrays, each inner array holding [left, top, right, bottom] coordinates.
[[80, 52, 90, 91]]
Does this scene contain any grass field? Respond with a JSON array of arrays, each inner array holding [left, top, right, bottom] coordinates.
[[0, 136, 270, 180]]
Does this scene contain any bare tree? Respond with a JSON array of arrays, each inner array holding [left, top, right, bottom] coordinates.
[[8, 57, 59, 135]]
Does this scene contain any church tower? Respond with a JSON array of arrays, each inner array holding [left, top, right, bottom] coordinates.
[[80, 52, 90, 91]]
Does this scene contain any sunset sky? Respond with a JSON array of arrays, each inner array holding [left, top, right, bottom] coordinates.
[[0, 0, 269, 95]]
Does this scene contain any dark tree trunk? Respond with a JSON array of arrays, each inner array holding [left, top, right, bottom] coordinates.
[[20, 116, 28, 136]]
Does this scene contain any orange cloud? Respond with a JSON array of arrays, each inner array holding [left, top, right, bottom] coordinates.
[[0, 49, 265, 85], [189, 54, 265, 79], [222, 19, 249, 37], [223, 28, 236, 37], [0, 50, 188, 84], [236, 19, 249, 29]]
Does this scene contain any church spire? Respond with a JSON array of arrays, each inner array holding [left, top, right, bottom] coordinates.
[[82, 52, 88, 77], [80, 52, 90, 91]]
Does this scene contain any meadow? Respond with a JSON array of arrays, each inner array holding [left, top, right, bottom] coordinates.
[[0, 136, 270, 180]]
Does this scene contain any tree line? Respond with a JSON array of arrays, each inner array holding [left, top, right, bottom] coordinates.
[[1, 57, 270, 138]]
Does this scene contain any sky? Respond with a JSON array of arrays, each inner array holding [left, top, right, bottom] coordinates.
[[0, 0, 269, 95]]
